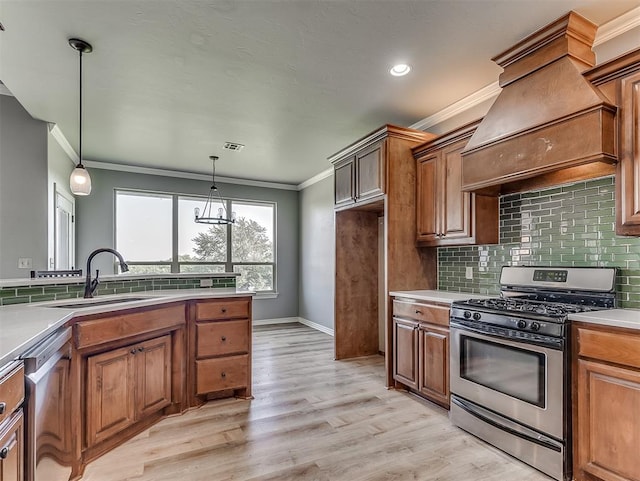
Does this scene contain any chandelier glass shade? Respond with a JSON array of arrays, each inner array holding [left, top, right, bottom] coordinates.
[[194, 156, 236, 225], [68, 38, 93, 196]]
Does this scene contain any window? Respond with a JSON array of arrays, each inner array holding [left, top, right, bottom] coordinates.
[[115, 190, 276, 291]]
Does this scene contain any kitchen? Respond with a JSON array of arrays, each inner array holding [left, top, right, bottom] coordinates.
[[3, 0, 637, 480]]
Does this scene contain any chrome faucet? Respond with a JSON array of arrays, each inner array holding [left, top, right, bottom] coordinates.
[[84, 248, 129, 298]]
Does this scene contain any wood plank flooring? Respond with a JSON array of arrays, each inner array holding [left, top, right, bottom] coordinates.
[[81, 323, 552, 481]]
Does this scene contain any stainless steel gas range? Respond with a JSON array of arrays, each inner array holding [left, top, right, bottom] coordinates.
[[449, 266, 616, 481]]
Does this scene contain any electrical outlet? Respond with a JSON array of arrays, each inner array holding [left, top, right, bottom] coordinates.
[[200, 279, 213, 287], [18, 257, 33, 269], [465, 266, 473, 280]]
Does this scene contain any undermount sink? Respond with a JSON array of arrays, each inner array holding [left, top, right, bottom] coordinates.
[[46, 297, 154, 309]]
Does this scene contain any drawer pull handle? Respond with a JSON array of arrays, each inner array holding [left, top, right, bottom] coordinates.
[[130, 349, 137, 355], [0, 447, 8, 459], [415, 310, 422, 315], [221, 336, 227, 342], [221, 372, 226, 378], [0, 402, 5, 415]]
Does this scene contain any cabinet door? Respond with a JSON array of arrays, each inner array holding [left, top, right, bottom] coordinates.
[[356, 141, 385, 201], [416, 154, 439, 242], [418, 325, 449, 407], [576, 359, 640, 481], [0, 410, 24, 481], [441, 140, 472, 240], [334, 158, 355, 208], [392, 318, 419, 389], [86, 346, 135, 447], [135, 336, 172, 419], [617, 71, 640, 235]]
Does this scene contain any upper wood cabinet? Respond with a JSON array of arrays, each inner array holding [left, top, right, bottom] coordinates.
[[585, 48, 640, 236], [330, 126, 433, 211], [413, 120, 498, 247], [332, 141, 385, 208]]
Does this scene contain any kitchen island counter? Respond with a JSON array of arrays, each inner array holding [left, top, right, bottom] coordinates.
[[0, 288, 254, 367]]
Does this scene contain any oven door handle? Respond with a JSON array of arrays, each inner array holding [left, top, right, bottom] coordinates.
[[451, 396, 563, 453]]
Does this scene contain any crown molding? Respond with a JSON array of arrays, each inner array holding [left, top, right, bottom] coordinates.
[[82, 160, 299, 191], [0, 83, 13, 97], [409, 81, 502, 131], [594, 6, 640, 46], [297, 168, 333, 190], [48, 123, 79, 164]]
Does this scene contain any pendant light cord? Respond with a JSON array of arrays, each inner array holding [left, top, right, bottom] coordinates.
[[78, 48, 83, 168]]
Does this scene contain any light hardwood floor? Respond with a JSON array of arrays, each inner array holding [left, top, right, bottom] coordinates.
[[81, 323, 552, 481]]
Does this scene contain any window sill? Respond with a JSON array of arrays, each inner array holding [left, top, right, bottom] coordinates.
[[254, 292, 279, 300]]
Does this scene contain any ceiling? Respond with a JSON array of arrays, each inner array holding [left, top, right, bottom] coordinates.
[[0, 1, 638, 186]]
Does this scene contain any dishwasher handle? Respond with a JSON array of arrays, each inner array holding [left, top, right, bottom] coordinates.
[[22, 327, 72, 374]]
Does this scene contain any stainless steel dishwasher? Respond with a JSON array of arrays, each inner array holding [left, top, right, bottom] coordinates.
[[22, 327, 73, 481]]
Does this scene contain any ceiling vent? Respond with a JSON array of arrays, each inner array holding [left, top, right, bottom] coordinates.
[[223, 142, 245, 152]]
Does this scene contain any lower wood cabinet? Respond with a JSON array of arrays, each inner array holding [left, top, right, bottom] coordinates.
[[86, 335, 171, 447], [190, 297, 252, 403], [0, 410, 23, 481], [573, 323, 640, 481], [392, 298, 450, 408]]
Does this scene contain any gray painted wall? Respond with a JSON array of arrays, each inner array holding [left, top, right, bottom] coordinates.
[[0, 95, 48, 278], [298, 176, 334, 329], [75, 167, 299, 321]]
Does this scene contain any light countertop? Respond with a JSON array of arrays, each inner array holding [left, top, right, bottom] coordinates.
[[569, 309, 640, 330], [389, 290, 491, 304], [0, 289, 254, 367]]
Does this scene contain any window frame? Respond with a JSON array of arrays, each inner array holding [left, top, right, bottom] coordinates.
[[114, 189, 277, 292]]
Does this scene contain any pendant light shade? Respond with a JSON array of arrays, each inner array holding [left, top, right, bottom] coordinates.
[[194, 156, 236, 225], [68, 38, 93, 196]]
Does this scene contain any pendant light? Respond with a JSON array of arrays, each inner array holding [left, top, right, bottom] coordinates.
[[68, 38, 93, 196], [194, 156, 236, 225]]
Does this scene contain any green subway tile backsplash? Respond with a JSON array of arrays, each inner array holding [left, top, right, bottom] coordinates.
[[0, 275, 237, 306], [438, 176, 640, 309]]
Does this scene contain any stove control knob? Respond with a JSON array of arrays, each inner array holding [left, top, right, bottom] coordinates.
[[530, 322, 541, 332], [463, 311, 472, 319], [472, 312, 481, 321], [517, 320, 527, 329]]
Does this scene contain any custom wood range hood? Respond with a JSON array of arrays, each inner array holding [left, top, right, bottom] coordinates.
[[461, 11, 617, 195]]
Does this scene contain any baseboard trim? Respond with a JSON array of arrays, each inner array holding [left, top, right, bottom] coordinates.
[[297, 317, 334, 336], [254, 316, 335, 336]]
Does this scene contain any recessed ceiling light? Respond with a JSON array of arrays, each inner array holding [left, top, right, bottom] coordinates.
[[390, 64, 411, 77]]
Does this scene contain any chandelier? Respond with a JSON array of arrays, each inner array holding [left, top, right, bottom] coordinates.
[[194, 156, 236, 225]]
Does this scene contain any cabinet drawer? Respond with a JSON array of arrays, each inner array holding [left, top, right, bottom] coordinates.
[[195, 299, 250, 321], [577, 326, 640, 369], [0, 362, 24, 425], [196, 355, 248, 394], [393, 299, 450, 327], [75, 304, 185, 349], [196, 320, 249, 358]]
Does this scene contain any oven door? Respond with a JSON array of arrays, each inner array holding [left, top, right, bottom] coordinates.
[[450, 322, 564, 439]]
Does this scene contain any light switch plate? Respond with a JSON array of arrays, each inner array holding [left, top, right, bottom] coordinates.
[[465, 266, 473, 280], [18, 257, 33, 269]]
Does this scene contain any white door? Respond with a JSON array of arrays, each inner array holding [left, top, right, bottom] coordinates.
[[55, 189, 75, 270]]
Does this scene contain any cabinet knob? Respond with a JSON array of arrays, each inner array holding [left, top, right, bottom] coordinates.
[[130, 349, 137, 355], [415, 310, 422, 315], [0, 447, 8, 459], [221, 336, 227, 342], [0, 402, 5, 415], [221, 372, 226, 378], [221, 308, 227, 313], [138, 347, 144, 352]]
